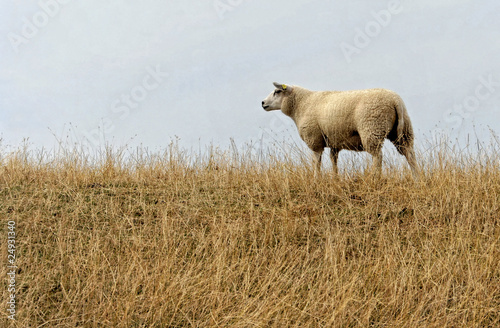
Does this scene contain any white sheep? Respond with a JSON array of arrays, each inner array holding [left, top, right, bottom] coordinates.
[[261, 82, 417, 175]]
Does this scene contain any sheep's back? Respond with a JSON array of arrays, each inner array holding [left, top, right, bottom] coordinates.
[[299, 89, 400, 147]]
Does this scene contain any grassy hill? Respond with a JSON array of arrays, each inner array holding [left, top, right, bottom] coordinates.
[[1, 143, 499, 327]]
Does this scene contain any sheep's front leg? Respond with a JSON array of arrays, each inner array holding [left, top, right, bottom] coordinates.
[[312, 150, 323, 176]]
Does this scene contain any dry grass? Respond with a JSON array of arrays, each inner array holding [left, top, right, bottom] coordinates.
[[1, 141, 499, 327]]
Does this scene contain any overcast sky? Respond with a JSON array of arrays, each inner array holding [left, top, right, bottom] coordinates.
[[1, 0, 500, 155]]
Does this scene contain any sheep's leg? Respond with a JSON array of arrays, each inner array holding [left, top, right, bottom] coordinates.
[[392, 141, 419, 176], [370, 150, 383, 175], [401, 146, 418, 176], [362, 135, 384, 176], [329, 149, 339, 175], [312, 150, 323, 176]]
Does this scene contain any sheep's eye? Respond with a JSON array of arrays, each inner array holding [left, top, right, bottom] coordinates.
[[274, 90, 282, 95]]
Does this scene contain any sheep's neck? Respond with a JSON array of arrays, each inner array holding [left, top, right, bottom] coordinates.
[[281, 95, 295, 118], [281, 89, 309, 123]]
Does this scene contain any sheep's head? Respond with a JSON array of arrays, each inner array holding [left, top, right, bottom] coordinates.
[[262, 82, 293, 111]]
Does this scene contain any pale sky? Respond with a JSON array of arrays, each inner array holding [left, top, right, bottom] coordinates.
[[1, 0, 500, 155]]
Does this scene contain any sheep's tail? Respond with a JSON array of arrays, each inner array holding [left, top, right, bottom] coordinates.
[[395, 98, 406, 141]]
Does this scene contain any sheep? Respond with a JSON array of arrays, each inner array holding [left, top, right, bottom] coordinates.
[[261, 82, 417, 175]]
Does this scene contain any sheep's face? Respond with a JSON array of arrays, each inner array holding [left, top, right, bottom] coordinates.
[[262, 82, 292, 111]]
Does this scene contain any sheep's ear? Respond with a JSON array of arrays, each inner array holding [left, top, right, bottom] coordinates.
[[273, 82, 292, 92]]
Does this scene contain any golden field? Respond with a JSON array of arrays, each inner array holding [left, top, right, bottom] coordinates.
[[1, 141, 499, 327]]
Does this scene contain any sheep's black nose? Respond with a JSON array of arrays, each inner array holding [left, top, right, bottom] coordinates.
[[261, 101, 265, 106]]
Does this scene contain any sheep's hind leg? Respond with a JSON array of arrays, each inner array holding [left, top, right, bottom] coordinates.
[[363, 136, 384, 176], [329, 149, 339, 176], [402, 146, 418, 176], [392, 141, 419, 177], [312, 150, 323, 176], [369, 149, 383, 176]]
